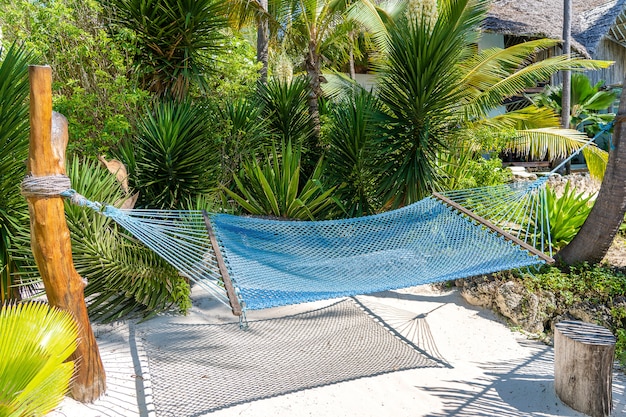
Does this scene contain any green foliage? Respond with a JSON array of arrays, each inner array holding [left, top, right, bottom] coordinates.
[[325, 86, 380, 217], [0, 302, 78, 416], [525, 264, 626, 306], [521, 263, 626, 365], [64, 157, 191, 322], [257, 76, 313, 145], [543, 182, 594, 250], [206, 31, 262, 103], [54, 74, 150, 157], [0, 0, 148, 159], [223, 141, 339, 220], [373, 2, 483, 207], [119, 100, 220, 209], [218, 97, 270, 183], [533, 73, 617, 137], [103, 0, 229, 100], [0, 43, 33, 303]]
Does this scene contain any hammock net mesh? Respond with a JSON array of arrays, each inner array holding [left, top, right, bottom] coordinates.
[[102, 178, 550, 312]]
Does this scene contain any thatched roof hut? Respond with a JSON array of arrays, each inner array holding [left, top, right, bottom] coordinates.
[[484, 0, 626, 85]]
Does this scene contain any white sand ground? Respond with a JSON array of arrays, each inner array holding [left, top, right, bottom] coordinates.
[[49, 284, 626, 417]]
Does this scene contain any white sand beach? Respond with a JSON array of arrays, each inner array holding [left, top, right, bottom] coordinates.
[[49, 284, 626, 417]]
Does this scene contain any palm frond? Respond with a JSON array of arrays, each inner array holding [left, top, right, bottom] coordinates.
[[482, 105, 561, 130], [464, 55, 612, 117], [507, 128, 608, 179], [0, 302, 78, 416]]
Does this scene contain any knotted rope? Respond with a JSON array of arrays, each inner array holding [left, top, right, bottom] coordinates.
[[21, 174, 103, 211]]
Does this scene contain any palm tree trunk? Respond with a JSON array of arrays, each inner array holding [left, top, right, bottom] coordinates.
[[257, 0, 269, 84], [557, 77, 626, 265], [305, 40, 323, 143]]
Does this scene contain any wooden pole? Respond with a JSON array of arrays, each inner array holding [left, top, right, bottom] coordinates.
[[25, 65, 106, 402]]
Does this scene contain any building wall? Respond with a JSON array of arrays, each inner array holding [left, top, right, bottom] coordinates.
[[591, 37, 626, 87]]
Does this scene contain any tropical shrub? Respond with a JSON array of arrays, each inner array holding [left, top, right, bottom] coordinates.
[[103, 0, 229, 100], [217, 97, 270, 184], [0, 43, 33, 303], [353, 0, 610, 207], [0, 302, 78, 416], [117, 100, 220, 209], [0, 0, 148, 158], [63, 157, 191, 321], [533, 73, 617, 138], [257, 76, 313, 147], [543, 182, 594, 250], [325, 85, 380, 217], [223, 141, 339, 220]]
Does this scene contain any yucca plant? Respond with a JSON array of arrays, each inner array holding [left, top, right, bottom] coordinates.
[[223, 140, 339, 220], [0, 43, 35, 303], [352, 0, 610, 207], [257, 76, 313, 146], [63, 157, 191, 322], [219, 97, 270, 183], [543, 182, 595, 250], [102, 0, 229, 100], [119, 99, 219, 209], [0, 302, 78, 416], [325, 85, 380, 217]]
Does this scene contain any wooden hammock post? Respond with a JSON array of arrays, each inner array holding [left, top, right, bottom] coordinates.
[[25, 65, 106, 402]]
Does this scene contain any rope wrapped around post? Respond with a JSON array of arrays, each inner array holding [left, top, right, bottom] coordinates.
[[20, 174, 103, 211]]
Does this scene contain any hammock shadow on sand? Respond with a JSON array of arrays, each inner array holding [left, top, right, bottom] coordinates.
[[420, 339, 626, 417], [135, 297, 447, 417]]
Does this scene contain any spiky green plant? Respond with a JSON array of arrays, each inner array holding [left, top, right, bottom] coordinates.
[[257, 76, 313, 146], [63, 157, 191, 322], [223, 141, 338, 220], [0, 43, 35, 303], [543, 182, 595, 250], [0, 302, 78, 416], [102, 0, 228, 100], [325, 85, 380, 216], [121, 100, 219, 209], [353, 0, 610, 206]]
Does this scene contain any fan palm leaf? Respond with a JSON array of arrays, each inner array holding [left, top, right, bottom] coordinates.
[[0, 302, 78, 416]]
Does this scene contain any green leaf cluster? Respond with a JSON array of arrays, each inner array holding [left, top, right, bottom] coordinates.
[[223, 141, 338, 220], [118, 100, 220, 209], [0, 44, 33, 303], [0, 302, 78, 416], [543, 182, 594, 250]]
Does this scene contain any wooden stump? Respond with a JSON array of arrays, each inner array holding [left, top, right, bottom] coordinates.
[[26, 65, 106, 402], [554, 320, 615, 417]]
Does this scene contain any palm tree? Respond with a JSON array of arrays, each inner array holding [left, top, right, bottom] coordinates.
[[354, 0, 610, 207], [557, 80, 626, 265]]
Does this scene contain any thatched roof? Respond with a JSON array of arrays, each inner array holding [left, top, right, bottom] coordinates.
[[484, 0, 626, 58]]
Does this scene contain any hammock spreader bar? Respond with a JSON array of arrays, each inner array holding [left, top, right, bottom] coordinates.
[[432, 192, 555, 264], [201, 210, 243, 316]]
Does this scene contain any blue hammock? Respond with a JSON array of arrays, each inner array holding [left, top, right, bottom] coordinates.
[[63, 176, 554, 320]]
